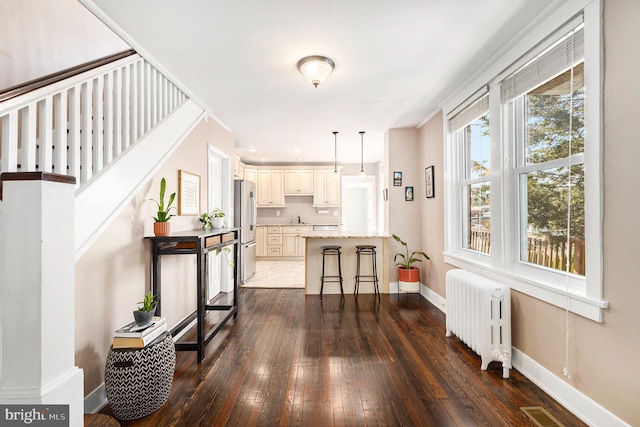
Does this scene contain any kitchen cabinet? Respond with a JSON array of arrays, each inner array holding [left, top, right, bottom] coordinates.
[[258, 225, 311, 258], [313, 169, 341, 207], [282, 225, 312, 257], [267, 226, 283, 256], [233, 156, 243, 179], [244, 168, 257, 184], [284, 170, 314, 195], [256, 226, 267, 257], [257, 170, 285, 207]]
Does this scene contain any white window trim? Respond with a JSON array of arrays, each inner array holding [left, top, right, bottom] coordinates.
[[443, 0, 607, 322]]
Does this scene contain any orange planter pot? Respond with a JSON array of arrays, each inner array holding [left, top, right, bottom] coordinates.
[[398, 267, 420, 283], [154, 221, 170, 236], [398, 267, 420, 293]]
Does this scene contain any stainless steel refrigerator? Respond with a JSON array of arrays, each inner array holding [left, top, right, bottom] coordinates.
[[234, 179, 257, 283]]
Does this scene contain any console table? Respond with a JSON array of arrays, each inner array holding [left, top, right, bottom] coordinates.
[[145, 228, 240, 362]]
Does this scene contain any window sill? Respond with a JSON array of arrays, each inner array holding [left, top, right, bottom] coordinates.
[[443, 252, 608, 322]]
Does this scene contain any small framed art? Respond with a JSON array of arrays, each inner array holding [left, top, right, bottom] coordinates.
[[405, 186, 414, 201], [393, 171, 402, 186], [178, 170, 200, 215], [425, 166, 435, 198]]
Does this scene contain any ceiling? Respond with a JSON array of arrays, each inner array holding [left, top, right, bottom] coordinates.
[[81, 0, 554, 165]]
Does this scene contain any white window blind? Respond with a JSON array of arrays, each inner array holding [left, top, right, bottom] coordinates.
[[449, 92, 489, 133], [501, 21, 584, 103]]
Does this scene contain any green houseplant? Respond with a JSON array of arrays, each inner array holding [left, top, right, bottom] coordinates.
[[392, 234, 429, 292], [151, 177, 176, 236], [199, 208, 225, 229], [133, 292, 157, 326]]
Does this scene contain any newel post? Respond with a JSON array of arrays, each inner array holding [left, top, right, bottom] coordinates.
[[0, 173, 84, 427]]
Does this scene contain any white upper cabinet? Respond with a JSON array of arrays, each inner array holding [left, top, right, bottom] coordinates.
[[313, 169, 341, 207], [284, 170, 314, 195], [256, 169, 285, 207], [233, 156, 243, 178], [244, 168, 257, 183]]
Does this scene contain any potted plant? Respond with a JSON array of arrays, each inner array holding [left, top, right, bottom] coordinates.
[[199, 208, 225, 229], [151, 177, 176, 236], [133, 292, 157, 326], [199, 212, 212, 229], [209, 208, 225, 228], [392, 234, 429, 293]]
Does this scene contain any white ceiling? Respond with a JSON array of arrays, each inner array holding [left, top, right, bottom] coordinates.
[[82, 0, 554, 165]]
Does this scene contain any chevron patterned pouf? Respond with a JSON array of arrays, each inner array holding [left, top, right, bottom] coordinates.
[[105, 332, 176, 420]]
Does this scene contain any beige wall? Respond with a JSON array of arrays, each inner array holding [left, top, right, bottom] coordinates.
[[416, 1, 640, 424], [386, 128, 424, 283], [417, 111, 453, 298], [75, 118, 235, 394]]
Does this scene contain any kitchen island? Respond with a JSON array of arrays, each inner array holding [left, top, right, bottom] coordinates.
[[303, 231, 391, 295]]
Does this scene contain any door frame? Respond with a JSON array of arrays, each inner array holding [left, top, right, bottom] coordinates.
[[341, 175, 377, 233], [207, 144, 231, 292]]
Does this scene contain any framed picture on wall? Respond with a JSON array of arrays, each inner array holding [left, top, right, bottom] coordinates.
[[393, 171, 402, 186], [425, 166, 435, 198], [405, 186, 414, 201], [178, 170, 200, 215]]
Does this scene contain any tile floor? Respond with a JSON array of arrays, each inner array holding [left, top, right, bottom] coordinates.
[[241, 260, 305, 289]]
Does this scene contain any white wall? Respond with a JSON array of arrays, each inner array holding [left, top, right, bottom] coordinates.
[[0, 0, 129, 90]]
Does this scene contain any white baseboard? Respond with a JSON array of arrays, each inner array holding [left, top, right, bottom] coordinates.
[[420, 283, 447, 313], [390, 281, 444, 309], [512, 347, 629, 427], [84, 383, 107, 415]]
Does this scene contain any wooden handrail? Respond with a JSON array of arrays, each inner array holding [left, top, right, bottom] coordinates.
[[0, 49, 136, 103], [0, 172, 77, 201]]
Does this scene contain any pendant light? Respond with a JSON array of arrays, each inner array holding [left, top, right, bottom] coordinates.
[[333, 131, 340, 179], [358, 131, 366, 180]]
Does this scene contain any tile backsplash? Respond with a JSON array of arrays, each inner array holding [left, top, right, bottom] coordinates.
[[256, 196, 341, 225]]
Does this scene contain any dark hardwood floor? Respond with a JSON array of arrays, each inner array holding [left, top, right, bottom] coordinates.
[[99, 289, 586, 426]]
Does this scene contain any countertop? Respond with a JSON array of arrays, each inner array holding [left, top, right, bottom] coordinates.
[[302, 231, 391, 239], [257, 223, 338, 227]]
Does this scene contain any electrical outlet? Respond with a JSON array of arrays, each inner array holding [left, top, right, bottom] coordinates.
[[276, 211, 280, 216]]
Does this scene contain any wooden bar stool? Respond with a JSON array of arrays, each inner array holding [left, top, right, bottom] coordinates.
[[355, 245, 380, 299], [321, 245, 344, 298]]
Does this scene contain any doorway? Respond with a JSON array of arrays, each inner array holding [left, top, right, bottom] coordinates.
[[207, 144, 230, 296], [342, 176, 376, 233]]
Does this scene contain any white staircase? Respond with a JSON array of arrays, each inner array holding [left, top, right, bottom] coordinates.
[[0, 51, 205, 258]]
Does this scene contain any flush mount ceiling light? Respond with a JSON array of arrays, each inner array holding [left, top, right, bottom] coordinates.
[[359, 131, 366, 180], [297, 56, 335, 88]]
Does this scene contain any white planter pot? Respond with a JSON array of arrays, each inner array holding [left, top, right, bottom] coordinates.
[[211, 217, 224, 228], [398, 280, 420, 293]]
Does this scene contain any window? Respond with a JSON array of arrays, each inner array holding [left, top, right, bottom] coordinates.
[[444, 6, 605, 321], [505, 27, 585, 276], [450, 94, 491, 254]]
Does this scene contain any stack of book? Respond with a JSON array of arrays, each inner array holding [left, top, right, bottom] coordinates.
[[112, 317, 167, 349]]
